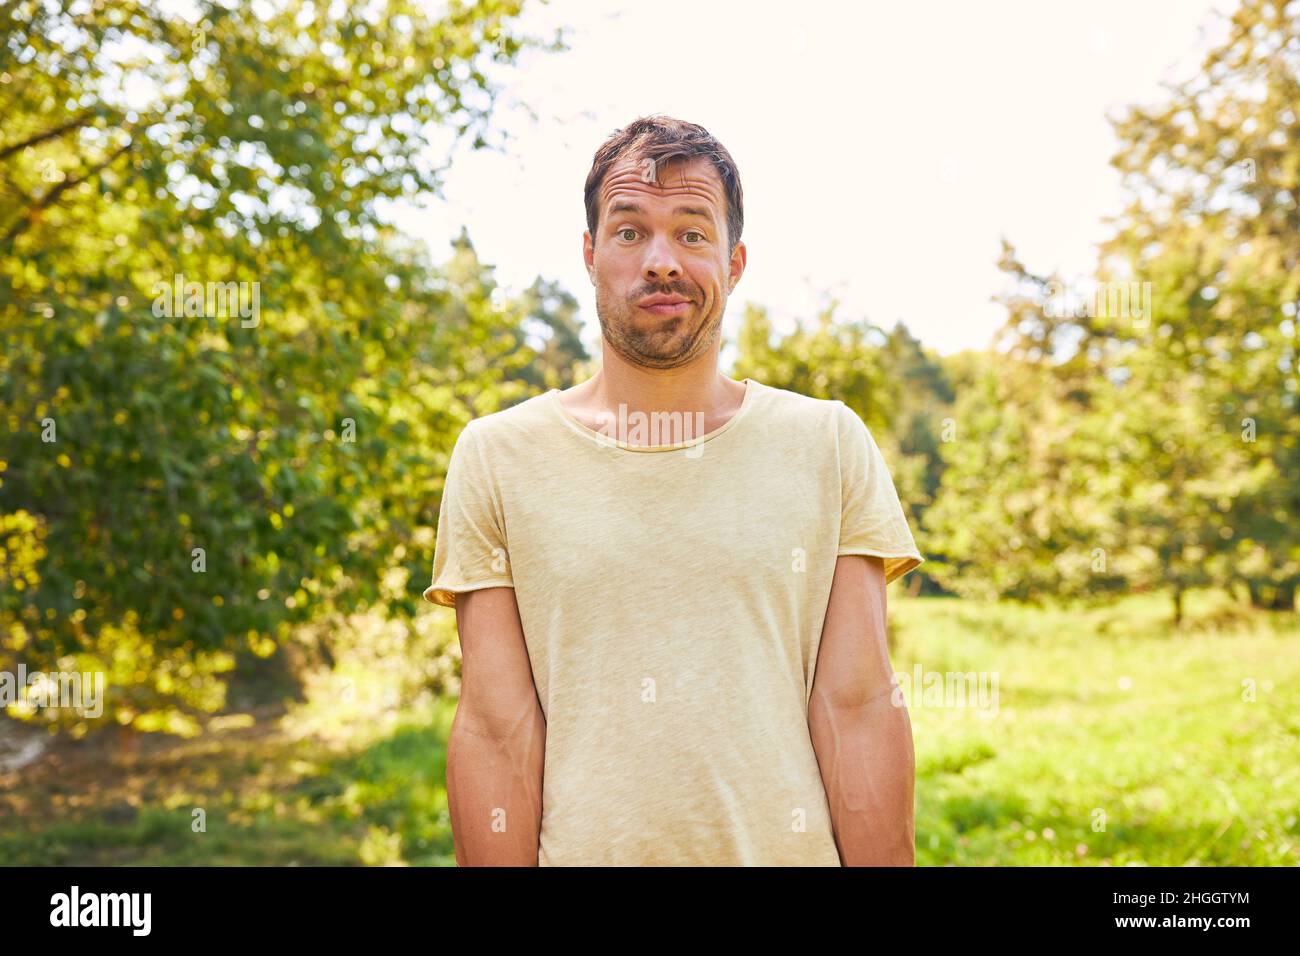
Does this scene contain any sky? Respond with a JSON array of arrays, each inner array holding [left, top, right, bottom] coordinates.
[[390, 0, 1235, 359]]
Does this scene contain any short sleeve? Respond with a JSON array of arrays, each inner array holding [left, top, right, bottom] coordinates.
[[834, 402, 925, 585], [423, 421, 514, 607]]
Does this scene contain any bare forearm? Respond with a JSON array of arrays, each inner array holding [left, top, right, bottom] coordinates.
[[446, 702, 546, 866], [808, 688, 916, 866]]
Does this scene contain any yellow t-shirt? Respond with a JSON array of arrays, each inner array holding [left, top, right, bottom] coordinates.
[[424, 377, 924, 866]]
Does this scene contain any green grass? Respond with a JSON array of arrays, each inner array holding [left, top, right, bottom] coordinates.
[[1, 589, 1296, 865], [0, 691, 460, 867], [894, 589, 1300, 865]]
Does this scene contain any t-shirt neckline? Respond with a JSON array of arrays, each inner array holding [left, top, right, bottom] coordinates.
[[547, 378, 759, 453]]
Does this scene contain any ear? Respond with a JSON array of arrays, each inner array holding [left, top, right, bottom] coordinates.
[[727, 239, 747, 293], [582, 230, 596, 284]]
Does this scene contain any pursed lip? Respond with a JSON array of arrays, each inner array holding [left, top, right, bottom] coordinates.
[[637, 294, 692, 316]]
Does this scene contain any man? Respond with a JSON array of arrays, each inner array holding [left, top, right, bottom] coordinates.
[[424, 115, 925, 866]]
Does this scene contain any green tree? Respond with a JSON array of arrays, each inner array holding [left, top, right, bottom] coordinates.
[[515, 274, 588, 393], [959, 0, 1299, 619], [921, 337, 1129, 605], [1102, 0, 1299, 610], [880, 321, 955, 589], [0, 0, 565, 732]]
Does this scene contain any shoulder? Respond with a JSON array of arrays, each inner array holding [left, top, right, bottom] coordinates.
[[745, 378, 860, 436], [458, 391, 556, 449]]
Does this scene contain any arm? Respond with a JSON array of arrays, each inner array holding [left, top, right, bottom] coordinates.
[[807, 554, 916, 866], [447, 586, 546, 866]]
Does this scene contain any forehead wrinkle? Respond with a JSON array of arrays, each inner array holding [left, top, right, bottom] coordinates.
[[599, 167, 725, 227]]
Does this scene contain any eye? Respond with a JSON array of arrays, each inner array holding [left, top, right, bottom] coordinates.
[[683, 230, 705, 243], [619, 228, 637, 241]]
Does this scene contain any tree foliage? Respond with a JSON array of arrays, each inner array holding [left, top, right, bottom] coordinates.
[[0, 0, 565, 730], [927, 0, 1298, 618]]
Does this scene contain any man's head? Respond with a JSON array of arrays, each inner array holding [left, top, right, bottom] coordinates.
[[582, 115, 746, 370]]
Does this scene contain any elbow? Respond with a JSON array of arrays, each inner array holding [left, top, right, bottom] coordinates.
[[453, 692, 544, 747]]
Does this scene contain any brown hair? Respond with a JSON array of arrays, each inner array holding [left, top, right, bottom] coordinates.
[[583, 115, 744, 254]]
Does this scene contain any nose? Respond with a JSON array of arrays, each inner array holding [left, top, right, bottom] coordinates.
[[642, 233, 682, 282]]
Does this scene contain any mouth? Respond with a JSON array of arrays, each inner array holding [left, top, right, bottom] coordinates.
[[637, 296, 692, 317]]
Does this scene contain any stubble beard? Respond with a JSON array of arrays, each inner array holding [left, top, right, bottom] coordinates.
[[595, 286, 726, 371]]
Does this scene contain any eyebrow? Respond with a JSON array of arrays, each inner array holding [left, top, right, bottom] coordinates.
[[608, 201, 713, 221]]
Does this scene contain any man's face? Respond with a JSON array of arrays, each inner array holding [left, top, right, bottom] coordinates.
[[583, 155, 745, 370]]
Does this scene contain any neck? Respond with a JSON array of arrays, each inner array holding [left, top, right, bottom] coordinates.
[[586, 342, 739, 416]]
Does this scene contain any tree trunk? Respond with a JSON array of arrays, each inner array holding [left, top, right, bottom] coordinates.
[[1268, 582, 1296, 611], [1172, 587, 1183, 627], [1248, 581, 1297, 611]]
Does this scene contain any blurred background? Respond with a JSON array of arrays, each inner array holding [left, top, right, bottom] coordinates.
[[0, 0, 1295, 865]]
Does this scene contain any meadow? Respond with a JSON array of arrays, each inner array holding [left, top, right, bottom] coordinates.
[[2, 589, 1294, 866]]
